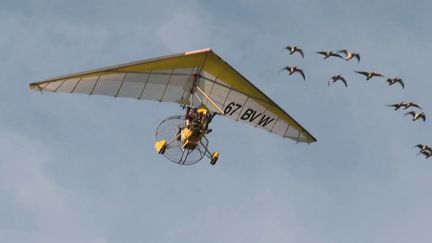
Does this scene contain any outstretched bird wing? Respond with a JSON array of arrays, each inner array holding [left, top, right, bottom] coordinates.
[[353, 53, 360, 62], [295, 69, 306, 80], [330, 53, 343, 59], [339, 77, 348, 87], [387, 104, 399, 109], [396, 78, 405, 88], [409, 103, 422, 110], [279, 66, 291, 73], [297, 48, 304, 58], [372, 72, 384, 77], [404, 111, 416, 117], [316, 51, 328, 57], [355, 71, 369, 77], [338, 49, 348, 56], [419, 113, 426, 121]]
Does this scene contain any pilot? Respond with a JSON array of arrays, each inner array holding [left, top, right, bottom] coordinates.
[[184, 107, 214, 135], [192, 109, 200, 127], [198, 109, 214, 133], [184, 107, 198, 129], [184, 107, 192, 128]]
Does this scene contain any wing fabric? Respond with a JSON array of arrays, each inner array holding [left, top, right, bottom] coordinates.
[[30, 48, 316, 143], [29, 50, 209, 104], [195, 72, 314, 143], [35, 70, 199, 103]]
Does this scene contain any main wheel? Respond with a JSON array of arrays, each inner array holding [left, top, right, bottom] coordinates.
[[210, 151, 219, 166]]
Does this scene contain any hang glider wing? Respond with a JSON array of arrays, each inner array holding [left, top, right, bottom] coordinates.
[[29, 48, 316, 143]]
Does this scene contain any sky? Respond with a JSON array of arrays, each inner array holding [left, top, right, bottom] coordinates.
[[1, 0, 432, 242]]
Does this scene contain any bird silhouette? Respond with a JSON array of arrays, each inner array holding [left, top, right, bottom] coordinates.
[[355, 71, 384, 80], [328, 74, 348, 87], [280, 66, 306, 80], [414, 144, 432, 154], [283, 46, 304, 58], [338, 49, 360, 62], [404, 111, 426, 122], [402, 102, 422, 110], [387, 101, 421, 110], [316, 51, 343, 59], [386, 77, 404, 88]]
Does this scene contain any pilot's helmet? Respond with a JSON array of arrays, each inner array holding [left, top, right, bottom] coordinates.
[[197, 106, 209, 116]]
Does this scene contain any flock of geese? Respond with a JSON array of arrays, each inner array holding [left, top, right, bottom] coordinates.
[[281, 45, 430, 159]]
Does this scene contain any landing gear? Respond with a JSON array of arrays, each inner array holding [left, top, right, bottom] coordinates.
[[155, 115, 219, 166], [210, 151, 219, 166], [155, 115, 208, 165], [154, 140, 167, 154]]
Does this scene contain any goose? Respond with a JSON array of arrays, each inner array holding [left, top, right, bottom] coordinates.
[[280, 66, 306, 80], [338, 49, 360, 62], [414, 144, 432, 154], [283, 46, 304, 58], [404, 111, 426, 122], [355, 71, 384, 80], [328, 74, 348, 87], [316, 51, 343, 59], [386, 77, 404, 89]]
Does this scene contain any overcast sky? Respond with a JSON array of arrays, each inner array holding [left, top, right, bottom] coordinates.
[[1, 0, 432, 242]]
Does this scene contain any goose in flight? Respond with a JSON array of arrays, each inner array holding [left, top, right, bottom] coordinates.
[[280, 66, 306, 80], [328, 74, 348, 87], [338, 49, 360, 62], [316, 50, 343, 59], [386, 77, 405, 89], [283, 45, 304, 58], [355, 71, 384, 80], [404, 111, 426, 122], [414, 144, 432, 154]]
